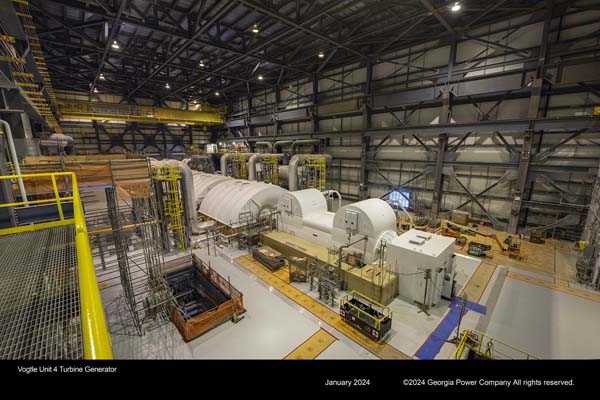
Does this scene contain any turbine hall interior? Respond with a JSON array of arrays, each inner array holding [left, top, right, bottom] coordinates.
[[0, 0, 599, 363]]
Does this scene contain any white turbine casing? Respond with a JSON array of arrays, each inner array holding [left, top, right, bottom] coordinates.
[[332, 198, 397, 263], [200, 180, 287, 227], [278, 189, 335, 245], [192, 172, 233, 207]]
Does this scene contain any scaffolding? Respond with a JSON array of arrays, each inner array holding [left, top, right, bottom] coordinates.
[[231, 154, 247, 179], [260, 155, 279, 185], [302, 156, 326, 191], [152, 165, 186, 251]]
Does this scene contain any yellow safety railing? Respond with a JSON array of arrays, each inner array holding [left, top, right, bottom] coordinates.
[[340, 290, 392, 330], [452, 329, 538, 360], [0, 172, 113, 359]]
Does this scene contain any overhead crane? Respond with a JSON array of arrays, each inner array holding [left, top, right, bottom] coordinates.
[[57, 100, 225, 125]]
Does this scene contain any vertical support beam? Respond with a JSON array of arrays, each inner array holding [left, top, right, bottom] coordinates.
[[359, 59, 373, 200], [131, 123, 137, 153], [92, 120, 102, 153], [247, 94, 254, 137], [311, 74, 319, 133], [508, 0, 552, 233], [187, 125, 193, 150], [160, 124, 168, 158], [431, 36, 455, 218], [431, 134, 448, 218], [275, 85, 281, 135]]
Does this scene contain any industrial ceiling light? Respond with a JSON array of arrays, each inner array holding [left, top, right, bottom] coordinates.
[[165, 82, 171, 89], [93, 87, 98, 93], [251, 23, 259, 34], [215, 91, 220, 96], [111, 40, 119, 49], [451, 2, 461, 12], [257, 75, 264, 81], [99, 73, 105, 80], [318, 51, 325, 59], [199, 59, 205, 67]]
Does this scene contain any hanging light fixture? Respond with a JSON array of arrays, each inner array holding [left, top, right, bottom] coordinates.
[[318, 51, 325, 59], [257, 75, 264, 81], [215, 91, 220, 96], [199, 59, 205, 67], [451, 2, 461, 12], [111, 40, 119, 49], [165, 83, 171, 89], [93, 87, 98, 93], [251, 23, 259, 34], [99, 73, 106, 80]]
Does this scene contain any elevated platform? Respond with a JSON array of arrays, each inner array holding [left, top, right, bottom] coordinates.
[[260, 231, 397, 305], [0, 225, 83, 359]]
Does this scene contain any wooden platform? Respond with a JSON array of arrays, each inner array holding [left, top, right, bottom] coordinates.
[[234, 254, 410, 359], [460, 261, 496, 303], [284, 329, 337, 359], [445, 225, 579, 284], [261, 231, 397, 305]]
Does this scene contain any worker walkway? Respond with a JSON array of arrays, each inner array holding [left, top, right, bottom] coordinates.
[[0, 172, 112, 360], [0, 226, 82, 359], [234, 254, 410, 359]]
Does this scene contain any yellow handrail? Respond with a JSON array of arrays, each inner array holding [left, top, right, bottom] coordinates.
[[341, 290, 392, 330], [0, 172, 113, 359]]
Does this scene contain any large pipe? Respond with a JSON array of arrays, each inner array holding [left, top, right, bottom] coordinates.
[[291, 139, 320, 155], [288, 154, 332, 191], [177, 161, 196, 237], [220, 153, 255, 177], [248, 153, 283, 181], [0, 119, 27, 202], [254, 141, 273, 152], [323, 189, 342, 211], [274, 140, 293, 153]]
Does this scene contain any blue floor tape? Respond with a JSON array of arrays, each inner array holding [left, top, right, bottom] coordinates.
[[414, 297, 487, 360]]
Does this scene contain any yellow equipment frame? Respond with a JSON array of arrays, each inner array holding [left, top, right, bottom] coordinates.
[[452, 329, 538, 360], [340, 290, 392, 331], [0, 172, 113, 359]]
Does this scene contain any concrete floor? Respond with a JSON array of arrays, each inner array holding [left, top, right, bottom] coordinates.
[[106, 247, 371, 359], [99, 242, 600, 360]]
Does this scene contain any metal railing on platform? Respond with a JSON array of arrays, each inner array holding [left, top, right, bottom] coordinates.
[[0, 172, 113, 359]]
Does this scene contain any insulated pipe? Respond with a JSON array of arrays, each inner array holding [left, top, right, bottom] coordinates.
[[291, 139, 320, 155], [323, 189, 342, 210], [220, 153, 255, 177], [274, 140, 293, 153], [177, 161, 197, 236], [248, 153, 284, 181], [220, 153, 232, 175], [254, 141, 273, 153], [288, 154, 332, 192], [0, 119, 27, 202]]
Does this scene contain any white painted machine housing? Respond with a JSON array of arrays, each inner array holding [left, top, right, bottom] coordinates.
[[199, 180, 287, 227], [386, 229, 455, 307], [278, 189, 335, 245], [332, 198, 397, 264], [192, 172, 233, 208]]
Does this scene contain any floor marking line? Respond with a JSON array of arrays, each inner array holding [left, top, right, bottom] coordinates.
[[283, 328, 337, 360], [234, 255, 410, 360]]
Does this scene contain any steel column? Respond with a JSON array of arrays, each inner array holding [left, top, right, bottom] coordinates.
[[359, 60, 373, 200]]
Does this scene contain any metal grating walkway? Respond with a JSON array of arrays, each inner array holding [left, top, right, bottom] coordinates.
[[0, 226, 83, 359]]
